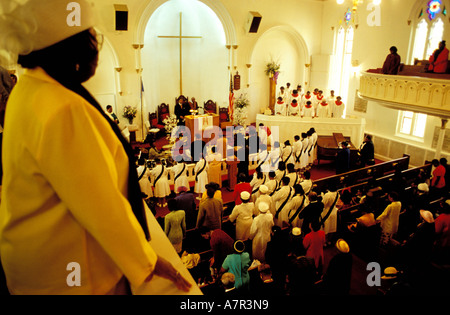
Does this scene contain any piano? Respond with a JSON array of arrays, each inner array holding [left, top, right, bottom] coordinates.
[[317, 133, 359, 167]]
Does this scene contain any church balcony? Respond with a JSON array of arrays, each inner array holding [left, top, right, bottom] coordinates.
[[358, 69, 450, 119]]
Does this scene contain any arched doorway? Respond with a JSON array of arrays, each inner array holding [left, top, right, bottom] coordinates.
[[247, 26, 310, 123], [138, 0, 233, 115]]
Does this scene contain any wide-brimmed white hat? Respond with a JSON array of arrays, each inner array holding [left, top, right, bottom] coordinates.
[[0, 0, 97, 55], [292, 227, 301, 236], [240, 191, 251, 201], [336, 239, 350, 253], [259, 202, 269, 213], [259, 185, 268, 194], [417, 183, 429, 192], [381, 267, 399, 280], [420, 210, 434, 223]]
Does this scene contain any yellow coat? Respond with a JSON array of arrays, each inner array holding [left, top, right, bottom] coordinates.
[[0, 68, 157, 294]]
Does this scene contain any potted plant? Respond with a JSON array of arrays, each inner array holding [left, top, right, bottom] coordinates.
[[123, 105, 137, 124]]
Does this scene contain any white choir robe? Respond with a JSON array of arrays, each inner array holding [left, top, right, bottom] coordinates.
[[327, 95, 336, 106], [317, 102, 331, 118], [288, 103, 301, 117], [279, 194, 307, 228], [257, 150, 270, 173], [258, 127, 268, 148], [269, 147, 281, 171], [321, 191, 340, 235], [300, 179, 313, 195], [293, 140, 303, 170], [250, 173, 267, 201], [194, 159, 209, 194], [281, 145, 295, 165], [302, 95, 313, 108], [275, 102, 286, 116], [311, 132, 318, 162], [272, 185, 294, 227], [332, 101, 346, 118], [286, 195, 309, 228], [300, 138, 310, 169], [249, 212, 274, 262], [137, 165, 153, 198], [275, 169, 287, 189], [229, 202, 255, 241], [172, 162, 190, 193], [277, 90, 289, 103], [287, 172, 300, 187], [302, 104, 314, 118], [290, 94, 300, 106], [151, 164, 171, 198], [307, 136, 315, 165], [265, 179, 278, 198]]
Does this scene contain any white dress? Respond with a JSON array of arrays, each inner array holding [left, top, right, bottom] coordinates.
[[250, 173, 267, 201], [281, 145, 295, 165], [136, 165, 153, 198], [151, 164, 171, 198], [272, 185, 294, 227], [194, 159, 209, 194], [172, 162, 189, 193], [281, 195, 308, 228], [293, 140, 303, 170], [229, 202, 254, 240], [249, 212, 274, 262], [300, 138, 309, 169], [333, 100, 345, 118], [321, 191, 339, 234]]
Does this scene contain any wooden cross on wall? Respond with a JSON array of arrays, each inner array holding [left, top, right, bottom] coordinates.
[[158, 12, 202, 95]]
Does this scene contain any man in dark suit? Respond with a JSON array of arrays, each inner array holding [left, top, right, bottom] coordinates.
[[175, 97, 191, 126], [359, 134, 375, 167], [336, 141, 350, 174]]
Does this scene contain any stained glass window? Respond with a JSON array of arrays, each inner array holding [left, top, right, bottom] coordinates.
[[345, 8, 352, 25], [427, 0, 442, 20]]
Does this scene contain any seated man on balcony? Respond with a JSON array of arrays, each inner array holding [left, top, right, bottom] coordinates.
[[382, 46, 401, 75]]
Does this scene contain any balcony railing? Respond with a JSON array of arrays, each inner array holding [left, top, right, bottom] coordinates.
[[358, 70, 450, 118]]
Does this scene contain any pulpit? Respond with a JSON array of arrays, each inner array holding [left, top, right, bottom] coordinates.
[[185, 113, 220, 142]]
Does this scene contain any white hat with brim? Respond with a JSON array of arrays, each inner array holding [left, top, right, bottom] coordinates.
[[0, 0, 97, 55], [240, 191, 251, 201], [336, 239, 350, 253], [420, 210, 434, 223], [381, 267, 399, 280], [292, 227, 301, 236], [259, 185, 268, 194], [417, 183, 429, 192], [259, 202, 269, 213]]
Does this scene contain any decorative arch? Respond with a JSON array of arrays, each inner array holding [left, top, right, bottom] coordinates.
[[134, 0, 237, 46]]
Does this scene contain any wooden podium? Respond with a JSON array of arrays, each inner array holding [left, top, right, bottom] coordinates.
[[185, 113, 220, 142]]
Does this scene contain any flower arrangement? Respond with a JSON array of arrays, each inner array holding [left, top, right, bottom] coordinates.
[[234, 93, 250, 109], [123, 105, 137, 123], [233, 94, 249, 127], [265, 60, 280, 77], [163, 114, 179, 140]]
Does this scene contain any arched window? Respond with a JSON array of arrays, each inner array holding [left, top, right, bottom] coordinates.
[[409, 0, 448, 64], [329, 25, 354, 113]]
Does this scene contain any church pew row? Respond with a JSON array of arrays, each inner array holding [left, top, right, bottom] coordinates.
[[312, 154, 411, 193]]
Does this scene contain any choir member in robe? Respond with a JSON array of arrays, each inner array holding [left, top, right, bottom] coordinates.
[[276, 86, 288, 103], [269, 141, 282, 172], [302, 101, 314, 118], [293, 135, 303, 171], [151, 159, 171, 207], [272, 177, 295, 227], [327, 90, 336, 105], [290, 89, 300, 109], [309, 128, 318, 164], [302, 91, 313, 109], [254, 185, 274, 217], [428, 40, 449, 73], [249, 202, 274, 263], [250, 167, 267, 201], [382, 46, 401, 75], [194, 157, 209, 195], [300, 133, 310, 170], [229, 191, 254, 241], [281, 140, 295, 165], [317, 99, 330, 118], [286, 184, 309, 229], [314, 90, 325, 117], [332, 96, 345, 118], [265, 172, 278, 198], [172, 161, 190, 194], [136, 157, 153, 200], [285, 82, 292, 96], [206, 146, 223, 188], [288, 99, 301, 116], [275, 97, 286, 116], [286, 163, 300, 187]]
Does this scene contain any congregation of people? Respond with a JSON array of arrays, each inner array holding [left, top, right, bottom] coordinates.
[[134, 119, 450, 295]]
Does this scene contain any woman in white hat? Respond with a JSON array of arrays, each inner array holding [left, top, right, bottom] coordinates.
[[254, 184, 274, 217], [249, 202, 274, 262], [228, 191, 254, 241], [0, 0, 190, 294]]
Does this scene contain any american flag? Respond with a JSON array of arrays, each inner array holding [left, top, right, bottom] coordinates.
[[228, 74, 234, 121]]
